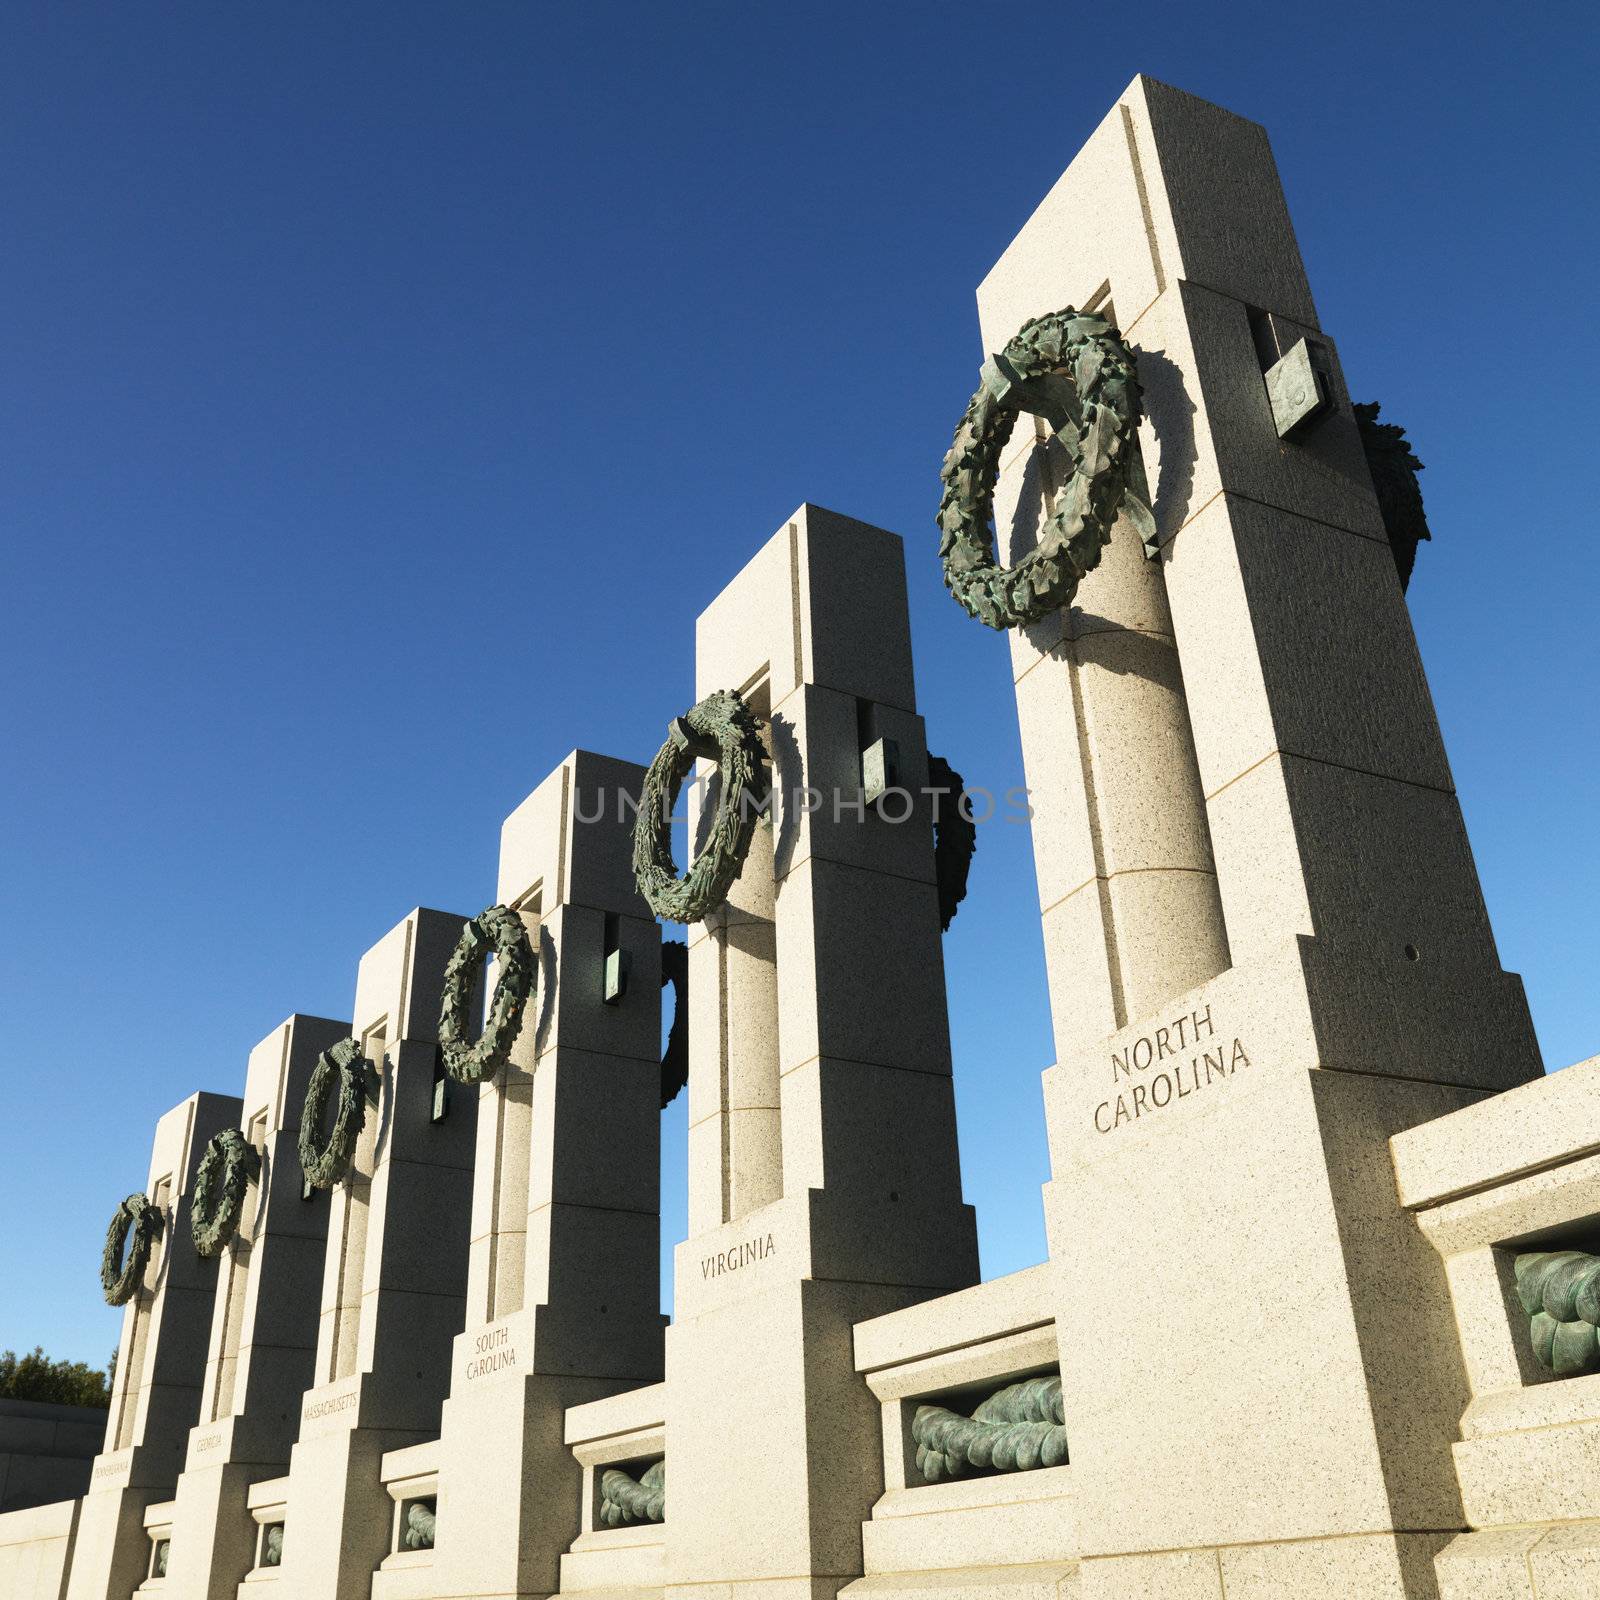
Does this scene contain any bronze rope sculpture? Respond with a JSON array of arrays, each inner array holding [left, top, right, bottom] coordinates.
[[599, 1459, 665, 1526], [403, 1501, 436, 1549], [912, 1374, 1067, 1481], [1515, 1251, 1600, 1378]]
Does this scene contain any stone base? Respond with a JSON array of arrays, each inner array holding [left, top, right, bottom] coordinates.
[[1435, 1523, 1600, 1600], [1047, 1049, 1478, 1569], [0, 1498, 81, 1600], [843, 1562, 1080, 1600], [62, 1445, 184, 1600], [667, 1579, 851, 1600], [1080, 1533, 1452, 1598], [61, 1482, 159, 1600], [665, 1278, 926, 1594], [163, 1458, 263, 1600], [279, 1427, 422, 1600], [431, 1367, 636, 1600]]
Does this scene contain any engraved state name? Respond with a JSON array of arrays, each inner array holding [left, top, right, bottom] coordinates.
[[302, 1390, 358, 1421], [700, 1231, 775, 1280], [464, 1324, 517, 1380], [1093, 1004, 1252, 1133]]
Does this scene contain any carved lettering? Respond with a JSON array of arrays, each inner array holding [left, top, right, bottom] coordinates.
[[460, 1324, 519, 1380], [699, 1231, 776, 1279], [301, 1390, 358, 1422], [1093, 1026, 1251, 1134], [194, 1433, 223, 1453]]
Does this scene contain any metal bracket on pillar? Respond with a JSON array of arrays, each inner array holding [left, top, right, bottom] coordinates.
[[603, 946, 630, 1005], [862, 737, 901, 807], [428, 1049, 449, 1123], [1264, 337, 1334, 438]]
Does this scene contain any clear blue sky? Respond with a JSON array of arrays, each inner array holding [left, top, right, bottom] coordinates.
[[3, 2, 1596, 1368]]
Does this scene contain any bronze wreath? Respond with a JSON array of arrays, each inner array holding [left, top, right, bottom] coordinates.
[[297, 1038, 372, 1190], [101, 1192, 163, 1306], [1353, 401, 1430, 591], [659, 939, 687, 1108], [927, 755, 977, 931], [632, 690, 765, 923], [438, 905, 535, 1084], [189, 1128, 262, 1258], [938, 308, 1150, 629]]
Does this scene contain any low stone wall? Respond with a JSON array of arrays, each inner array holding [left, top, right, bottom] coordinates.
[[1392, 1054, 1600, 1599], [0, 1399, 104, 1515], [0, 1496, 80, 1600], [557, 1382, 667, 1600], [372, 1440, 440, 1600], [843, 1264, 1077, 1600]]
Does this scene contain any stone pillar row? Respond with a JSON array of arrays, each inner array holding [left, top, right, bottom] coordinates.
[[67, 500, 983, 1600], [66, 743, 679, 1600], [43, 69, 1530, 1600]]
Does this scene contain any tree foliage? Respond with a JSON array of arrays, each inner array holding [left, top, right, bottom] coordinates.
[[0, 1346, 113, 1408]]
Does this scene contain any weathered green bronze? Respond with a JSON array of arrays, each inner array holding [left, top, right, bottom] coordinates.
[[262, 1525, 283, 1568], [939, 309, 1149, 630], [927, 754, 976, 931], [189, 1127, 261, 1259], [1515, 1251, 1600, 1378], [1263, 337, 1333, 438], [660, 939, 687, 1108], [599, 1460, 665, 1526], [1354, 401, 1431, 591], [403, 1502, 436, 1549], [438, 905, 535, 1085], [912, 1374, 1067, 1481], [297, 1038, 373, 1191], [633, 690, 765, 923], [101, 1191, 163, 1306]]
